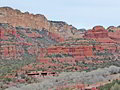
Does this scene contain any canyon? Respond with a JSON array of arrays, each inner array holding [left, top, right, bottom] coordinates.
[[0, 7, 120, 90]]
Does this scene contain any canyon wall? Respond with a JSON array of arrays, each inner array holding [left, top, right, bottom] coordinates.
[[0, 7, 79, 38]]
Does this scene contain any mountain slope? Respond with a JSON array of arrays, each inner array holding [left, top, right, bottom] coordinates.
[[0, 7, 81, 39], [0, 7, 120, 90]]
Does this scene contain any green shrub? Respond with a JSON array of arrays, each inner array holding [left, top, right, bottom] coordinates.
[[110, 83, 120, 90]]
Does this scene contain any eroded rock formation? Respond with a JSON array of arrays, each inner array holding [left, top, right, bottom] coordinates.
[[0, 7, 79, 39]]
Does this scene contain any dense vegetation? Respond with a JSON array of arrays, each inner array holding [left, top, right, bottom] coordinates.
[[5, 66, 120, 90]]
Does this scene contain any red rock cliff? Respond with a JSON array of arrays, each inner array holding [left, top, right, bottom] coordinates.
[[0, 7, 78, 38]]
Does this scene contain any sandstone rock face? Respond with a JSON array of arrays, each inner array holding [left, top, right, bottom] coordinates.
[[1, 7, 120, 90], [107, 26, 120, 42], [0, 7, 49, 30], [84, 26, 108, 39], [0, 23, 57, 60], [93, 26, 105, 31], [0, 7, 78, 39], [108, 31, 120, 41], [107, 26, 120, 31]]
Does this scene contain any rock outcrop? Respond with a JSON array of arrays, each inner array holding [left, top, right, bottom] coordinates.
[[1, 7, 120, 90], [0, 7, 49, 30], [107, 26, 120, 42], [0, 7, 78, 39], [84, 26, 108, 39], [0, 23, 57, 60]]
